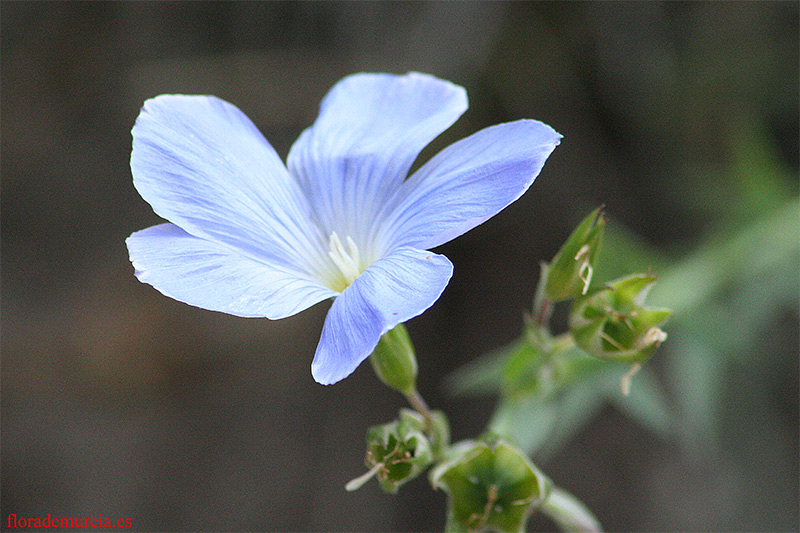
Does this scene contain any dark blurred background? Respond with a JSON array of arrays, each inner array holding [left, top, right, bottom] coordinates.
[[2, 2, 797, 531]]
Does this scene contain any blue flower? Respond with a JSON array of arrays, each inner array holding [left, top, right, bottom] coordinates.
[[126, 72, 561, 385]]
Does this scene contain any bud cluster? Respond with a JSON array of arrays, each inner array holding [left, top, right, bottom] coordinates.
[[535, 208, 670, 381]]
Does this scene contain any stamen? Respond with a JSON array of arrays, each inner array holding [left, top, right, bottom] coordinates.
[[575, 244, 593, 295], [328, 232, 363, 286]]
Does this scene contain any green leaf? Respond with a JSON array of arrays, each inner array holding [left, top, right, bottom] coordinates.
[[489, 396, 560, 456], [444, 343, 515, 397], [666, 336, 725, 456], [649, 199, 799, 314]]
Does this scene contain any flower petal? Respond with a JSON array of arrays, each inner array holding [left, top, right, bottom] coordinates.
[[381, 120, 562, 250], [311, 247, 454, 385], [131, 95, 324, 275], [127, 224, 336, 319], [286, 72, 467, 244]]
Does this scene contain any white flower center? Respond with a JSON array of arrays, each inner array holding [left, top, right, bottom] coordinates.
[[327, 232, 363, 290]]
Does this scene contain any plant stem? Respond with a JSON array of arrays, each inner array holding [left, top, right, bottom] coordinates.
[[531, 265, 554, 327], [405, 389, 434, 427], [532, 296, 553, 327], [540, 486, 603, 532]]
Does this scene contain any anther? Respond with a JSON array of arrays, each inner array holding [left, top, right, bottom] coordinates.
[[328, 232, 362, 286]]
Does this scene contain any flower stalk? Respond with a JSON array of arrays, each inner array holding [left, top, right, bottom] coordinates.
[[405, 389, 434, 428], [540, 486, 603, 532]]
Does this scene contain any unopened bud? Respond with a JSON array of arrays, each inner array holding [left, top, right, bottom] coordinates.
[[370, 324, 417, 395]]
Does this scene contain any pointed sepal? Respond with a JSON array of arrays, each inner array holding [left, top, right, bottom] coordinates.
[[347, 409, 436, 494], [569, 274, 671, 365], [544, 208, 606, 302]]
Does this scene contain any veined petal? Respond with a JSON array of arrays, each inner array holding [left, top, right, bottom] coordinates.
[[381, 120, 562, 250], [127, 224, 336, 319], [311, 247, 454, 385], [131, 95, 324, 274], [286, 72, 468, 244]]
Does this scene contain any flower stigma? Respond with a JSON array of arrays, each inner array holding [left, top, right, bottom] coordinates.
[[327, 231, 364, 292]]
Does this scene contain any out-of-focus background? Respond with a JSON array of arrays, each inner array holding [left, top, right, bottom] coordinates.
[[2, 2, 797, 531]]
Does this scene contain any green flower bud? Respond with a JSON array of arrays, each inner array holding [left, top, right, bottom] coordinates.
[[430, 440, 551, 533], [370, 324, 417, 395], [544, 208, 606, 302], [346, 409, 434, 493], [570, 274, 671, 365]]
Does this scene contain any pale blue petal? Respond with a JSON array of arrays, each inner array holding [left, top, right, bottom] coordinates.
[[127, 224, 336, 319], [286, 72, 467, 244], [131, 95, 325, 275], [310, 247, 454, 385], [380, 120, 562, 250]]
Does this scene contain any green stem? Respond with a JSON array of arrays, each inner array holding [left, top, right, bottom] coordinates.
[[540, 487, 603, 532], [533, 297, 553, 327], [531, 264, 554, 327], [405, 389, 434, 427]]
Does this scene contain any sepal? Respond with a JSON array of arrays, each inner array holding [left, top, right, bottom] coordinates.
[[347, 409, 437, 493], [569, 274, 670, 364], [544, 208, 606, 302], [430, 439, 551, 533]]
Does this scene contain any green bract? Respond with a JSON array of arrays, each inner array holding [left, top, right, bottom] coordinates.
[[430, 440, 551, 533], [501, 333, 601, 401], [570, 274, 671, 364]]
